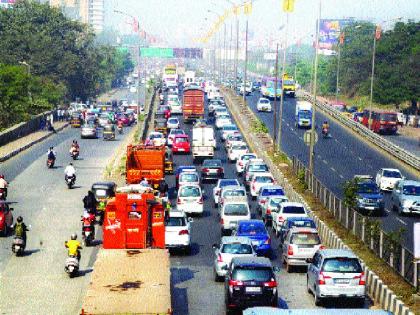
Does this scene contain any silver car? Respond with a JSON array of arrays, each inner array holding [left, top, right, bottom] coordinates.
[[391, 179, 420, 215], [80, 123, 97, 139], [212, 236, 256, 281], [307, 249, 366, 306]]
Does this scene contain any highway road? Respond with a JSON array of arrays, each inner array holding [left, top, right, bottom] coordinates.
[[0, 88, 137, 314], [167, 92, 371, 315], [243, 91, 419, 251]]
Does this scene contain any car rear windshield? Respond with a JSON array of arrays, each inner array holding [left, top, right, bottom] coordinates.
[[289, 220, 316, 229], [238, 224, 266, 235], [180, 186, 200, 197], [223, 126, 237, 131], [232, 145, 247, 150], [249, 164, 269, 172], [383, 170, 402, 178], [220, 180, 239, 187], [291, 233, 320, 245], [171, 129, 185, 135], [229, 136, 243, 141], [402, 185, 420, 196], [203, 160, 222, 167], [224, 204, 249, 216], [180, 174, 199, 182], [322, 258, 362, 273], [283, 206, 305, 214], [223, 190, 246, 197], [358, 183, 379, 194], [255, 176, 274, 183], [260, 99, 270, 104], [232, 268, 273, 282], [165, 217, 186, 227], [241, 155, 256, 161], [175, 138, 188, 143], [262, 188, 284, 196], [222, 243, 252, 254]]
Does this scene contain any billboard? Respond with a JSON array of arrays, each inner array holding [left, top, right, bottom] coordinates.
[[0, 0, 15, 8], [318, 18, 354, 54]]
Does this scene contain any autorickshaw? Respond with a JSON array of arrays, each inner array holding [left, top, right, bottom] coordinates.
[[164, 146, 174, 174], [91, 181, 116, 224], [103, 124, 115, 140], [155, 118, 168, 135]]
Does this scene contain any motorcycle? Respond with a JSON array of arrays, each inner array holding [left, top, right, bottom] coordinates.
[[11, 237, 25, 256], [47, 158, 55, 168], [82, 214, 95, 246], [0, 188, 6, 200], [64, 256, 79, 278], [70, 150, 79, 160], [322, 127, 330, 138], [65, 175, 76, 189], [117, 125, 123, 135]]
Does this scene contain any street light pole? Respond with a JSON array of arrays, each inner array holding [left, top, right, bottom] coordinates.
[[243, 18, 248, 104], [235, 17, 239, 91], [335, 42, 341, 103], [19, 61, 32, 106], [273, 43, 279, 151], [368, 31, 377, 130], [309, 0, 321, 173]]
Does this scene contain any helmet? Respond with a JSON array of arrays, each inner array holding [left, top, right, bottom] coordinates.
[[71, 233, 77, 240], [324, 121, 328, 124], [0, 175, 4, 179], [69, 162, 73, 166], [17, 216, 23, 223]]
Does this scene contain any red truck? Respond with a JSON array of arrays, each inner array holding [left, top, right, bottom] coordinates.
[[183, 87, 205, 122]]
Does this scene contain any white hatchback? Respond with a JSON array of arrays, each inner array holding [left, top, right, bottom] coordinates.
[[235, 153, 257, 174], [272, 202, 308, 236], [176, 184, 204, 215], [257, 98, 272, 112], [167, 117, 180, 129], [165, 210, 193, 254], [249, 172, 276, 198], [228, 142, 249, 162], [178, 171, 200, 188], [215, 115, 232, 129]]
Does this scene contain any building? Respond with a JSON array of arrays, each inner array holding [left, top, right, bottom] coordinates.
[[49, 0, 103, 34]]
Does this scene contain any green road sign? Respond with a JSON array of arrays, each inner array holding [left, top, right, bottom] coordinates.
[[140, 48, 174, 58]]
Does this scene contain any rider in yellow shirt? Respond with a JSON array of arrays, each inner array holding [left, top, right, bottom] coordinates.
[[65, 233, 82, 261]]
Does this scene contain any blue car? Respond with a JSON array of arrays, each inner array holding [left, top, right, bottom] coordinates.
[[354, 176, 384, 215], [278, 217, 317, 242], [235, 220, 271, 256]]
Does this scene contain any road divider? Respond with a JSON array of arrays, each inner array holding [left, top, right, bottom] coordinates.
[[222, 88, 415, 315]]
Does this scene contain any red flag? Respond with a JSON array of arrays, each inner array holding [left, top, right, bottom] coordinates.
[[339, 32, 345, 45], [375, 25, 381, 40]]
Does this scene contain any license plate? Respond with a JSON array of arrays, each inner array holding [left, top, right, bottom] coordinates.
[[178, 148, 185, 151], [208, 169, 217, 174], [365, 206, 375, 210], [245, 287, 261, 293], [335, 279, 350, 284]]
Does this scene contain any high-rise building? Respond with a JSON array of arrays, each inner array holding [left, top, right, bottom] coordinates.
[[49, 0, 103, 33]]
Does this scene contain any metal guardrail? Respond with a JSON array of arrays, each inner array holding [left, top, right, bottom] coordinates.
[[141, 87, 158, 141], [299, 91, 420, 172]]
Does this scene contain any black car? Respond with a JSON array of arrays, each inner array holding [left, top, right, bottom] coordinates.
[[201, 159, 224, 181], [225, 256, 278, 312]]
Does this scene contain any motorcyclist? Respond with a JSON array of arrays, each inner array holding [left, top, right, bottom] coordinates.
[[69, 140, 80, 155], [47, 147, 57, 161], [81, 212, 95, 237], [83, 190, 97, 214], [65, 233, 82, 261], [13, 216, 29, 247], [322, 120, 329, 135], [0, 175, 8, 199], [64, 162, 76, 182], [117, 120, 124, 133], [140, 177, 149, 187]]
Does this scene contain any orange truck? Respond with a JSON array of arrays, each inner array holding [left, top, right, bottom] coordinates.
[[80, 190, 171, 315], [183, 87, 205, 122], [126, 144, 165, 189]]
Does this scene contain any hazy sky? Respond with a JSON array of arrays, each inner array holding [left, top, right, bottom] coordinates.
[[106, 0, 419, 47]]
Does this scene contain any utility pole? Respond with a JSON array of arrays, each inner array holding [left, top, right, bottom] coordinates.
[[243, 18, 248, 103], [335, 39, 341, 103], [277, 13, 289, 150], [368, 29, 377, 130], [273, 43, 279, 151], [229, 20, 233, 81], [309, 0, 321, 173], [234, 17, 239, 91]]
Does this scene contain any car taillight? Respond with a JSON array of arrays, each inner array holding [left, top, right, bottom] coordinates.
[[266, 208, 271, 215], [319, 245, 326, 250], [252, 183, 256, 191], [354, 272, 366, 285], [217, 253, 223, 263], [259, 199, 266, 204], [198, 197, 203, 204], [318, 272, 331, 285], [202, 168, 209, 172], [178, 229, 189, 235], [220, 218, 224, 225], [229, 280, 244, 287], [177, 198, 181, 205], [278, 216, 285, 223], [263, 280, 277, 288], [287, 245, 294, 255], [239, 161, 243, 166], [264, 237, 271, 245]]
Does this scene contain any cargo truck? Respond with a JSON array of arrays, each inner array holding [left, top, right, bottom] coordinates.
[[295, 101, 312, 128], [192, 123, 216, 162], [183, 87, 205, 122]]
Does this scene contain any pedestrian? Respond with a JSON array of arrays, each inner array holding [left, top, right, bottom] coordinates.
[[405, 114, 409, 126], [50, 112, 54, 125], [40, 116, 46, 131]]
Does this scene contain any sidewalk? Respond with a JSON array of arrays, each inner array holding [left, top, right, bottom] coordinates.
[[0, 121, 68, 162]]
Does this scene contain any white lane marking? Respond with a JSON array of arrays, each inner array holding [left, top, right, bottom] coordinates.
[[299, 137, 303, 140], [396, 218, 407, 226], [339, 174, 344, 179], [334, 139, 339, 142], [330, 167, 336, 172], [286, 123, 290, 126], [317, 155, 322, 159], [358, 157, 362, 161], [322, 159, 328, 165], [384, 209, 390, 213]]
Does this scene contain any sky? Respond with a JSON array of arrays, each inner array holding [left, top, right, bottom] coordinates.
[[105, 0, 419, 47]]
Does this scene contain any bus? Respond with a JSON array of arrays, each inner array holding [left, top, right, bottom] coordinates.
[[281, 73, 296, 97], [163, 64, 178, 88], [361, 110, 398, 135], [260, 76, 282, 100]]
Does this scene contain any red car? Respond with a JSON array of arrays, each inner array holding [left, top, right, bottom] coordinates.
[[0, 201, 13, 236], [116, 113, 130, 126], [172, 135, 191, 154], [158, 105, 171, 119]]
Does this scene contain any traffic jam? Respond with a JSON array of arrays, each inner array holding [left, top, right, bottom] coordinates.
[[154, 67, 368, 313]]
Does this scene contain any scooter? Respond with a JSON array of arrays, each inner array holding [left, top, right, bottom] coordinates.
[[65, 175, 76, 189], [81, 214, 95, 246], [70, 150, 79, 160], [322, 127, 331, 138], [64, 256, 79, 278], [117, 125, 123, 135], [11, 236, 25, 256], [47, 158, 55, 168]]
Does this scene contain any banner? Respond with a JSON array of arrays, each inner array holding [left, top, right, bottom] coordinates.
[[318, 18, 354, 54]]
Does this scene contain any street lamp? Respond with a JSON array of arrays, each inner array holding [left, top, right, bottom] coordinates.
[[19, 61, 32, 106], [208, 9, 224, 84]]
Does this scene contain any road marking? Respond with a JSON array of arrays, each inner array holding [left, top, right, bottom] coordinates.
[[330, 167, 336, 172], [322, 159, 328, 165], [317, 155, 322, 159], [334, 139, 339, 142], [286, 122, 290, 126], [396, 218, 407, 226], [358, 157, 362, 161], [384, 208, 390, 213], [339, 174, 344, 179]]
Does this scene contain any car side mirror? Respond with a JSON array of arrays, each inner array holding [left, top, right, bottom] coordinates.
[[212, 243, 219, 250], [188, 217, 194, 223], [306, 258, 313, 264]]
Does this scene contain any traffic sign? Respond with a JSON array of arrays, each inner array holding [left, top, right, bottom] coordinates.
[[304, 130, 318, 146]]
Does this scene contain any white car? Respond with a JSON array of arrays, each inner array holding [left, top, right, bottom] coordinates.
[[375, 168, 403, 191], [168, 96, 182, 114], [228, 142, 249, 162], [249, 172, 275, 199], [129, 86, 137, 93], [215, 115, 232, 129], [178, 171, 200, 188], [176, 184, 203, 215], [220, 197, 251, 235], [165, 210, 193, 254], [272, 202, 308, 236], [257, 98, 272, 112], [214, 107, 229, 118], [146, 132, 166, 146], [218, 186, 247, 211], [221, 124, 239, 141], [213, 179, 240, 207], [168, 128, 186, 146], [167, 117, 180, 129], [225, 133, 244, 151], [236, 153, 257, 174]]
